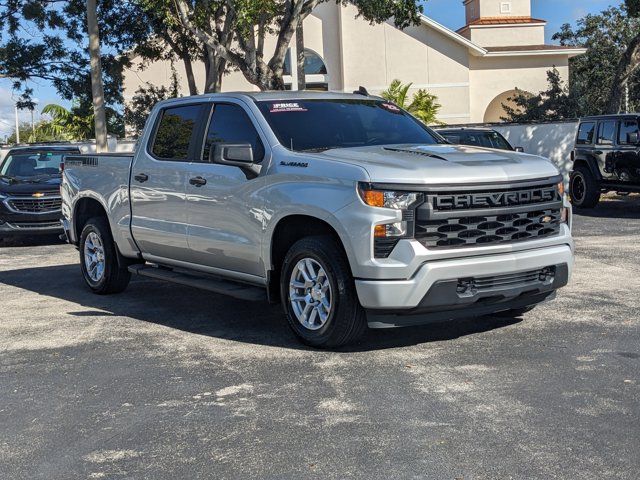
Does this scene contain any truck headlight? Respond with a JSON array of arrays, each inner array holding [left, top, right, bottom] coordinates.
[[558, 181, 569, 224], [359, 187, 418, 210], [359, 184, 421, 257]]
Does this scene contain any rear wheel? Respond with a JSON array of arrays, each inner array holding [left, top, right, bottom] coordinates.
[[570, 165, 600, 208], [280, 236, 367, 348], [79, 217, 131, 294]]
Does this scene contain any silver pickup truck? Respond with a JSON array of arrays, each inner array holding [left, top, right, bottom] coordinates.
[[61, 91, 574, 347]]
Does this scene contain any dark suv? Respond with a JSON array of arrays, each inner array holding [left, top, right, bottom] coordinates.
[[570, 114, 640, 208], [435, 127, 523, 152], [0, 145, 80, 239]]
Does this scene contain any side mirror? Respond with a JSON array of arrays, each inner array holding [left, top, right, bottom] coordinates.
[[629, 132, 639, 144], [211, 143, 254, 166], [514, 146, 525, 153]]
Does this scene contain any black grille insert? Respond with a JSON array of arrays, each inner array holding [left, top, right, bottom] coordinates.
[[417, 208, 561, 248]]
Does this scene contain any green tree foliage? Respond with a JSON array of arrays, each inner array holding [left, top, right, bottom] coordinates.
[[0, 0, 151, 135], [607, 0, 640, 112], [381, 79, 443, 125], [124, 68, 181, 136], [501, 68, 578, 122], [553, 3, 640, 115], [33, 103, 121, 141], [173, 0, 424, 91], [7, 121, 59, 144]]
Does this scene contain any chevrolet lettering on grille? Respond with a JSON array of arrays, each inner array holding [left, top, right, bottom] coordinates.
[[431, 186, 558, 210]]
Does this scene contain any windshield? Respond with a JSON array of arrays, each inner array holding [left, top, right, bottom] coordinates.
[[256, 99, 444, 152], [0, 151, 74, 178], [465, 131, 513, 150]]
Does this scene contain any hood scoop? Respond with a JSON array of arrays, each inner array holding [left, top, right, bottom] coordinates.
[[383, 146, 447, 162]]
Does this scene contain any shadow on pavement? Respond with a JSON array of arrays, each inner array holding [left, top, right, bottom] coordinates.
[[0, 234, 65, 248], [1, 263, 522, 352], [573, 195, 640, 220]]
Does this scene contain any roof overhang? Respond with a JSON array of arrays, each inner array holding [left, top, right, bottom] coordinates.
[[418, 14, 487, 56], [483, 47, 588, 58]]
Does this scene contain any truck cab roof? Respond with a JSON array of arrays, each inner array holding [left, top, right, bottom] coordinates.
[[155, 90, 381, 108]]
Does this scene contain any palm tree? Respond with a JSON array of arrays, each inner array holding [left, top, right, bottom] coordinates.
[[381, 80, 443, 125], [38, 104, 94, 140]]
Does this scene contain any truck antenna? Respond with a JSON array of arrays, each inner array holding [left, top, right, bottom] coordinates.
[[353, 86, 369, 96]]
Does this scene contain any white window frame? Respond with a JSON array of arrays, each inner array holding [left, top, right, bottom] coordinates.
[[500, 2, 512, 14]]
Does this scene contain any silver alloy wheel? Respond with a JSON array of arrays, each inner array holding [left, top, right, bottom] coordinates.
[[289, 258, 333, 331], [84, 231, 106, 283]]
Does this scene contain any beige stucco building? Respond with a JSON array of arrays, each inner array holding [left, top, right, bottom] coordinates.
[[123, 0, 585, 124]]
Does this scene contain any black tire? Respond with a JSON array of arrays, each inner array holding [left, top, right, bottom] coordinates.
[[570, 165, 600, 208], [493, 305, 536, 318], [280, 235, 367, 348], [79, 216, 131, 294]]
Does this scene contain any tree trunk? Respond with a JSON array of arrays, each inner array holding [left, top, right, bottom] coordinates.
[[203, 46, 226, 93], [607, 33, 640, 113], [296, 22, 305, 91], [86, 0, 108, 152], [182, 55, 198, 96]]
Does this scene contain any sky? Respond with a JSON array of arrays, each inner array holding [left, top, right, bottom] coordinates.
[[0, 0, 626, 139]]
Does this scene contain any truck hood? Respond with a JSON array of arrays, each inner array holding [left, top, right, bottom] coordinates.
[[314, 144, 559, 184]]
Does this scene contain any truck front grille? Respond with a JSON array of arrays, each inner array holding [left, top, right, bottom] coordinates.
[[414, 179, 563, 249], [416, 208, 561, 248], [6, 196, 62, 213]]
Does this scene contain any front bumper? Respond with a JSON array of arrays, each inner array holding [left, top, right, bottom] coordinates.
[[356, 244, 573, 326], [0, 218, 63, 235]]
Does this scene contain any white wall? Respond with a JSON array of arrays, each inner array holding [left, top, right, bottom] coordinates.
[[492, 120, 578, 176]]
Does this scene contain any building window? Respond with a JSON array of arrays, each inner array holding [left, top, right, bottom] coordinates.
[[500, 2, 511, 13], [283, 49, 328, 76], [283, 48, 328, 90]]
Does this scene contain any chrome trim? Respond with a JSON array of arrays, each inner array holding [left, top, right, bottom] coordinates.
[[3, 195, 62, 215]]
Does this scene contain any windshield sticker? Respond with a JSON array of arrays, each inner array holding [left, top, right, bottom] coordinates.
[[381, 102, 402, 113], [270, 102, 308, 113]]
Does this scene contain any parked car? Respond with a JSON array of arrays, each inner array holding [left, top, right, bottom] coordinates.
[[61, 92, 574, 348], [0, 145, 80, 240], [435, 127, 523, 152], [569, 114, 640, 208]]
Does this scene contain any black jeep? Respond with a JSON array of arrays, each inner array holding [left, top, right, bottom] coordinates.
[[570, 114, 640, 208]]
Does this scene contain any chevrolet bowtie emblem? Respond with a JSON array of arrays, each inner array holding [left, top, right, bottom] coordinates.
[[32, 192, 45, 198], [541, 215, 553, 223]]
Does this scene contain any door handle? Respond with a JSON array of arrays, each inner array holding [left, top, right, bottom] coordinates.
[[134, 173, 149, 183], [189, 176, 207, 187]]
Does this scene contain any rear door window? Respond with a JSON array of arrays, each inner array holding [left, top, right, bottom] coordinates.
[[576, 122, 595, 145], [596, 121, 616, 146], [202, 103, 265, 162], [442, 134, 461, 144], [151, 104, 204, 160], [618, 120, 640, 145]]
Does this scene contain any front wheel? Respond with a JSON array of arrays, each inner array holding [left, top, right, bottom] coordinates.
[[79, 217, 131, 294], [280, 236, 367, 348], [570, 165, 600, 208]]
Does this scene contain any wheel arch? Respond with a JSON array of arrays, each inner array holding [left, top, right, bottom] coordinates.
[[266, 214, 353, 303], [571, 157, 601, 180], [72, 195, 110, 244]]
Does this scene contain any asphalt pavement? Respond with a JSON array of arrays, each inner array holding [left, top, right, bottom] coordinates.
[[0, 197, 639, 479]]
